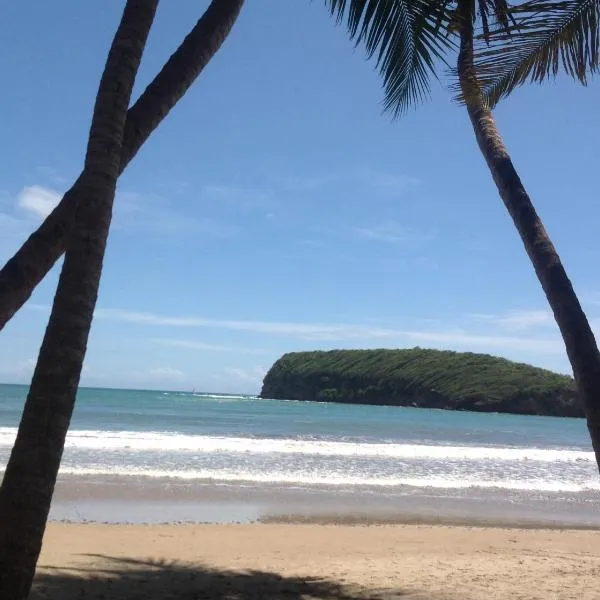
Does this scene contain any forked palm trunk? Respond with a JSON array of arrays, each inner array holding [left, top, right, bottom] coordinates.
[[0, 0, 245, 331], [457, 0, 600, 471], [0, 2, 158, 597]]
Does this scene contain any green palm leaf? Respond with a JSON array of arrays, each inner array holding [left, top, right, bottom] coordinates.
[[474, 0, 600, 107], [325, 0, 455, 115]]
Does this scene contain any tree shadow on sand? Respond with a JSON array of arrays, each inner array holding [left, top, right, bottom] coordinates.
[[30, 554, 416, 600]]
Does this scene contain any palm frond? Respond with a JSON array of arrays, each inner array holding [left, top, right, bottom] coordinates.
[[474, 0, 600, 107], [325, 0, 455, 116]]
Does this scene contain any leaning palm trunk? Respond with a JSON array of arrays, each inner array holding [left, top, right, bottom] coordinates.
[[457, 0, 600, 471], [0, 2, 157, 597], [0, 0, 245, 331]]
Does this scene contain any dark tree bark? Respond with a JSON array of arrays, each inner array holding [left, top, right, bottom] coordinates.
[[0, 0, 245, 330], [0, 2, 158, 597], [456, 0, 600, 471]]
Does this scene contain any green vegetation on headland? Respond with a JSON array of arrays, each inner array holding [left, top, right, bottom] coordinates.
[[260, 348, 583, 417]]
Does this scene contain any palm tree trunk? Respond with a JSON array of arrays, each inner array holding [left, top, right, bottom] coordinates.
[[0, 2, 157, 597], [456, 0, 600, 471], [0, 0, 245, 331]]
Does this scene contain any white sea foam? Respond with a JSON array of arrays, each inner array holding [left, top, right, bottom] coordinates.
[[0, 427, 593, 463], [50, 465, 600, 493]]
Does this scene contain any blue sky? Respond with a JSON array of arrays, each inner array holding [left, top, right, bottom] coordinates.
[[1, 1, 599, 393]]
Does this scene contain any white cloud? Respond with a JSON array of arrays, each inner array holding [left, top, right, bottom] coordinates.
[[17, 185, 61, 219], [28, 304, 565, 354]]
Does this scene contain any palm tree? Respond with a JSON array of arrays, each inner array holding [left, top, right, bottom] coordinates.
[[325, 0, 600, 470], [0, 1, 158, 597], [456, 0, 600, 466], [0, 0, 245, 331], [471, 0, 600, 108]]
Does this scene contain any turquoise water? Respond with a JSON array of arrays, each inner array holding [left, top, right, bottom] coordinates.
[[0, 383, 597, 495]]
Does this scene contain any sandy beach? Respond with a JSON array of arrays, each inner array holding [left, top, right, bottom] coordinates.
[[32, 522, 600, 600]]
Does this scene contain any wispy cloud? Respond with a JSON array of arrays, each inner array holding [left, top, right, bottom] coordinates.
[[114, 191, 239, 237], [397, 329, 561, 353], [151, 366, 185, 379], [224, 365, 267, 385], [163, 180, 191, 196], [88, 307, 374, 338], [155, 338, 266, 355], [299, 239, 326, 248], [130, 366, 185, 382], [36, 166, 68, 186], [17, 185, 61, 219], [28, 304, 564, 354], [307, 220, 433, 249], [354, 221, 433, 245], [0, 358, 36, 378], [276, 173, 341, 192], [277, 170, 418, 197], [201, 184, 273, 210], [0, 354, 97, 382], [0, 213, 28, 230], [470, 310, 555, 332], [589, 317, 600, 334], [357, 170, 420, 195], [0, 196, 36, 261]]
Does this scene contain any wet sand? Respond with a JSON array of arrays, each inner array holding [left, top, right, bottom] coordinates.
[[48, 474, 600, 528]]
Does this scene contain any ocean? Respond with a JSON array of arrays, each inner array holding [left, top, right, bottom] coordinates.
[[0, 383, 598, 525]]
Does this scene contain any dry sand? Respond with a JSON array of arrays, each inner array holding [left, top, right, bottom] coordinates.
[[32, 522, 600, 600]]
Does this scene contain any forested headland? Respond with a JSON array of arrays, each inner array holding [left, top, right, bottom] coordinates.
[[260, 348, 582, 417]]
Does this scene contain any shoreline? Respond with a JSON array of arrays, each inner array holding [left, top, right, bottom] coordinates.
[[49, 515, 600, 531], [33, 522, 600, 600], [47, 473, 600, 529]]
